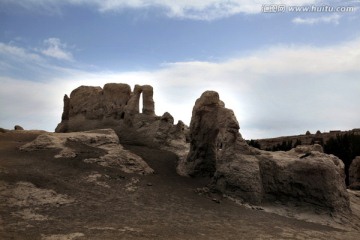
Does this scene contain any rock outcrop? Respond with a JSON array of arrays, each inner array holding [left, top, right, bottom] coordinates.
[[14, 125, 24, 130], [55, 83, 156, 132], [55, 83, 189, 152], [20, 129, 154, 175], [178, 91, 350, 212], [258, 149, 348, 209], [349, 156, 360, 190], [141, 85, 155, 116], [291, 144, 324, 154]]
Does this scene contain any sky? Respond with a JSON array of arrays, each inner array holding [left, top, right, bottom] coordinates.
[[1, 0, 360, 139]]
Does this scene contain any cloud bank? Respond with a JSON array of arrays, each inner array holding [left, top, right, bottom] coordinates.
[[1, 37, 360, 139], [2, 0, 322, 20]]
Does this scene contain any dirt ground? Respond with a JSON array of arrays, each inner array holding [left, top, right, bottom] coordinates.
[[1, 131, 360, 240]]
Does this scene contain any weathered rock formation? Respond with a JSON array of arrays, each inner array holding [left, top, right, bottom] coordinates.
[[178, 91, 350, 212], [141, 85, 155, 116], [177, 91, 257, 176], [349, 156, 360, 190], [292, 144, 324, 155], [56, 83, 145, 132], [55, 83, 189, 151], [20, 129, 154, 175], [14, 125, 24, 130]]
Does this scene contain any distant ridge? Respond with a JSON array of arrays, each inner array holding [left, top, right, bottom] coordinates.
[[252, 128, 360, 151]]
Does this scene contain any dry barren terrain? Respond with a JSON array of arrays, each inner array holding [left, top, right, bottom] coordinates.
[[1, 131, 360, 239]]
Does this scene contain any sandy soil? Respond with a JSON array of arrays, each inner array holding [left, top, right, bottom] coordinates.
[[1, 131, 360, 239]]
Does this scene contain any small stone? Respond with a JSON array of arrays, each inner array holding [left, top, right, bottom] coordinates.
[[212, 198, 220, 204]]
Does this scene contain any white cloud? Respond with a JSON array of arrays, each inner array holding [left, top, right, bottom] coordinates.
[[0, 42, 51, 78], [1, 38, 360, 138], [40, 38, 73, 61], [292, 14, 341, 25], [0, 40, 78, 82], [0, 42, 43, 62], [3, 0, 321, 20]]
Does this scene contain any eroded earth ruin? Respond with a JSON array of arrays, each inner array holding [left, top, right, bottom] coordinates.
[[1, 83, 360, 239]]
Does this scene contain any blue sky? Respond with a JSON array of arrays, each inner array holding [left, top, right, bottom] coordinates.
[[1, 0, 360, 139]]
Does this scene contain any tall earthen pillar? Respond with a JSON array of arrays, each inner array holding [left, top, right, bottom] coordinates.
[[142, 85, 155, 116], [61, 94, 70, 120]]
